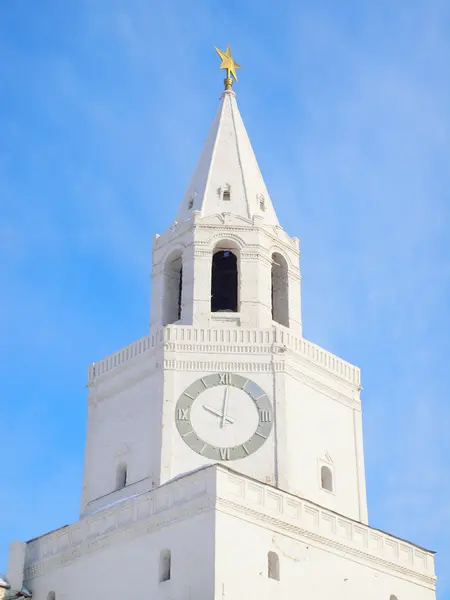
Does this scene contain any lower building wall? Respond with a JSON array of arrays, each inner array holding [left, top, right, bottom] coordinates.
[[215, 511, 436, 600], [25, 510, 215, 600]]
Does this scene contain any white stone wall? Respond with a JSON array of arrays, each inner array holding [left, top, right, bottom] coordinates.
[[216, 510, 435, 600], [159, 325, 366, 523], [80, 348, 164, 514], [21, 466, 436, 600], [27, 512, 216, 600], [282, 368, 367, 522], [215, 468, 435, 599], [83, 323, 364, 521]]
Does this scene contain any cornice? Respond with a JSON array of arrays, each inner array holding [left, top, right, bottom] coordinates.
[[284, 362, 360, 408], [215, 497, 435, 588], [88, 366, 157, 405], [24, 468, 216, 580], [24, 465, 435, 589], [196, 222, 298, 252], [25, 497, 215, 582], [87, 326, 360, 388], [163, 358, 284, 373], [88, 351, 358, 408]]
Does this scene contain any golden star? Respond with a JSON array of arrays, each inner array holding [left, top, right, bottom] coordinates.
[[214, 45, 241, 82]]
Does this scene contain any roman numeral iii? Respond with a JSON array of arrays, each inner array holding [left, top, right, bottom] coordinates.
[[259, 410, 272, 423]]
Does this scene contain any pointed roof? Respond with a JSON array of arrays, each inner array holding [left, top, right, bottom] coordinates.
[[175, 90, 279, 226]]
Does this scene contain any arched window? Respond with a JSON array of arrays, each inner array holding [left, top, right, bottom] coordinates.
[[47, 592, 56, 600], [271, 252, 289, 327], [321, 465, 333, 492], [163, 252, 183, 324], [116, 463, 127, 490], [268, 551, 280, 581], [390, 596, 399, 600], [160, 549, 171, 582], [211, 250, 238, 312]]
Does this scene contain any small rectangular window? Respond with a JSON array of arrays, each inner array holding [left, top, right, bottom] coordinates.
[[268, 551, 280, 580], [223, 190, 231, 201], [160, 549, 171, 582]]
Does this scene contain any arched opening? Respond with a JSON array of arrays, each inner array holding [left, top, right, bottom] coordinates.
[[47, 592, 56, 600], [163, 251, 183, 324], [116, 463, 127, 490], [390, 596, 399, 600], [268, 551, 280, 581], [160, 549, 171, 582], [321, 465, 333, 492], [271, 252, 289, 327], [211, 250, 238, 312]]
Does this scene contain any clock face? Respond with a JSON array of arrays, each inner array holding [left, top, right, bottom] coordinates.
[[175, 373, 273, 461]]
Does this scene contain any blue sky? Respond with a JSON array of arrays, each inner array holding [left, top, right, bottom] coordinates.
[[1, 0, 449, 595]]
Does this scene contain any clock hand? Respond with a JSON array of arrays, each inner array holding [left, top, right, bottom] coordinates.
[[203, 404, 235, 424], [221, 387, 229, 429]]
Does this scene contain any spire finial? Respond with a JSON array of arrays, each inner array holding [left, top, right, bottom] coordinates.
[[214, 45, 241, 91]]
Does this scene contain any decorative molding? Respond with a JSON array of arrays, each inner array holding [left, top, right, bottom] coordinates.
[[23, 465, 435, 590], [163, 342, 273, 355], [283, 363, 360, 408], [215, 468, 435, 585], [88, 330, 164, 381], [25, 498, 215, 582], [164, 359, 283, 373], [88, 326, 360, 388], [199, 224, 298, 253], [24, 472, 214, 580], [323, 451, 333, 464], [88, 366, 157, 405], [216, 497, 435, 587], [90, 354, 358, 409], [240, 252, 262, 260]]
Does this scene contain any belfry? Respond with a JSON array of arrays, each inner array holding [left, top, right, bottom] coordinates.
[[1, 47, 436, 600]]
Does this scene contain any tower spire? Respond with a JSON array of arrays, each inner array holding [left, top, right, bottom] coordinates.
[[174, 47, 279, 226]]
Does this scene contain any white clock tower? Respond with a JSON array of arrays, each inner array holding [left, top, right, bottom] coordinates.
[[2, 47, 436, 600]]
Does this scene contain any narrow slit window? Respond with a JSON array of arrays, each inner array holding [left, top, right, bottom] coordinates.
[[268, 551, 280, 581], [160, 549, 171, 582], [258, 194, 266, 211], [223, 189, 231, 201], [177, 267, 183, 321], [116, 463, 127, 490], [321, 465, 333, 492]]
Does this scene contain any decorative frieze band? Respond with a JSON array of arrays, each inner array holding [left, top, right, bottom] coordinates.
[[217, 469, 435, 585], [23, 466, 434, 587], [24, 471, 214, 579], [217, 497, 435, 587], [88, 326, 360, 387], [163, 360, 283, 373], [163, 342, 274, 354], [88, 367, 156, 405]]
